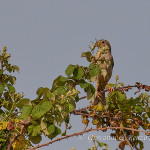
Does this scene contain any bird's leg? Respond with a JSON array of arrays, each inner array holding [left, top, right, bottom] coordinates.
[[97, 85, 102, 100], [106, 84, 114, 94]]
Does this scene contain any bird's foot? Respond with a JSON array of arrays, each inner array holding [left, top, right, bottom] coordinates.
[[96, 85, 102, 101], [106, 84, 114, 94]]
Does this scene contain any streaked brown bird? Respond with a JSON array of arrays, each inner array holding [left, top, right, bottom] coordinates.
[[94, 39, 114, 105]]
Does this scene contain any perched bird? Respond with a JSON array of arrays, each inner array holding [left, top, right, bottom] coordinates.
[[94, 39, 114, 105]]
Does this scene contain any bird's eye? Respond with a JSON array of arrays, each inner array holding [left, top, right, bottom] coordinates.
[[102, 41, 105, 43]]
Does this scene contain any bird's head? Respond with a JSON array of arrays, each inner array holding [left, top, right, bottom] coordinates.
[[95, 39, 111, 53]]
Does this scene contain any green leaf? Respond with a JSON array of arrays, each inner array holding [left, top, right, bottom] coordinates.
[[75, 94, 79, 102], [61, 130, 66, 136], [0, 84, 5, 93], [47, 124, 55, 134], [81, 51, 92, 62], [96, 141, 109, 150], [52, 75, 68, 90], [90, 84, 95, 94], [138, 140, 144, 150], [0, 138, 6, 142], [119, 82, 125, 87], [7, 84, 15, 93], [48, 126, 61, 139], [54, 109, 64, 126], [58, 75, 68, 82], [55, 87, 67, 95], [41, 119, 49, 136], [64, 115, 69, 124], [69, 103, 75, 112], [29, 135, 42, 144], [116, 91, 126, 102], [36, 87, 50, 98], [86, 84, 95, 100], [36, 87, 44, 96], [89, 63, 100, 77], [142, 113, 148, 119], [73, 67, 84, 80], [2, 46, 7, 52], [47, 91, 52, 99], [105, 143, 109, 150], [92, 119, 98, 125], [19, 105, 32, 120], [12, 65, 20, 73], [128, 96, 141, 106], [135, 106, 143, 113], [6, 65, 12, 73], [89, 63, 94, 69], [79, 79, 89, 88], [17, 98, 32, 109], [28, 125, 41, 136], [64, 103, 69, 112], [32, 100, 52, 119], [8, 76, 16, 85], [65, 65, 75, 77], [4, 53, 10, 59], [68, 99, 76, 112], [97, 141, 104, 147]]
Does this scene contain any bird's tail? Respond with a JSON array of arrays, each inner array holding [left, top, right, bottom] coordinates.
[[94, 92, 106, 105]]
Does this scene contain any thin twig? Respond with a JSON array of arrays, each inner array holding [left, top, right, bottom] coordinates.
[[0, 60, 3, 84], [71, 109, 110, 118], [7, 118, 30, 150], [28, 127, 150, 150], [78, 83, 150, 101], [122, 130, 134, 150], [79, 96, 86, 100], [7, 133, 20, 150]]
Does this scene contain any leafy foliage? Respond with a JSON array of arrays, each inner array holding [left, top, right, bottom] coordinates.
[[0, 43, 150, 150]]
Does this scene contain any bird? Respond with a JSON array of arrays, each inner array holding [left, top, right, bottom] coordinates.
[[93, 39, 114, 105]]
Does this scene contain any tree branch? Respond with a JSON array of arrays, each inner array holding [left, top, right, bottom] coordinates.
[[28, 127, 150, 150], [7, 118, 30, 150], [78, 83, 150, 101], [71, 108, 111, 118], [7, 133, 20, 150], [122, 130, 134, 150]]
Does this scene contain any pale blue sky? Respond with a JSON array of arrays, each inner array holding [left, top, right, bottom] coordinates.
[[0, 1, 150, 150]]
